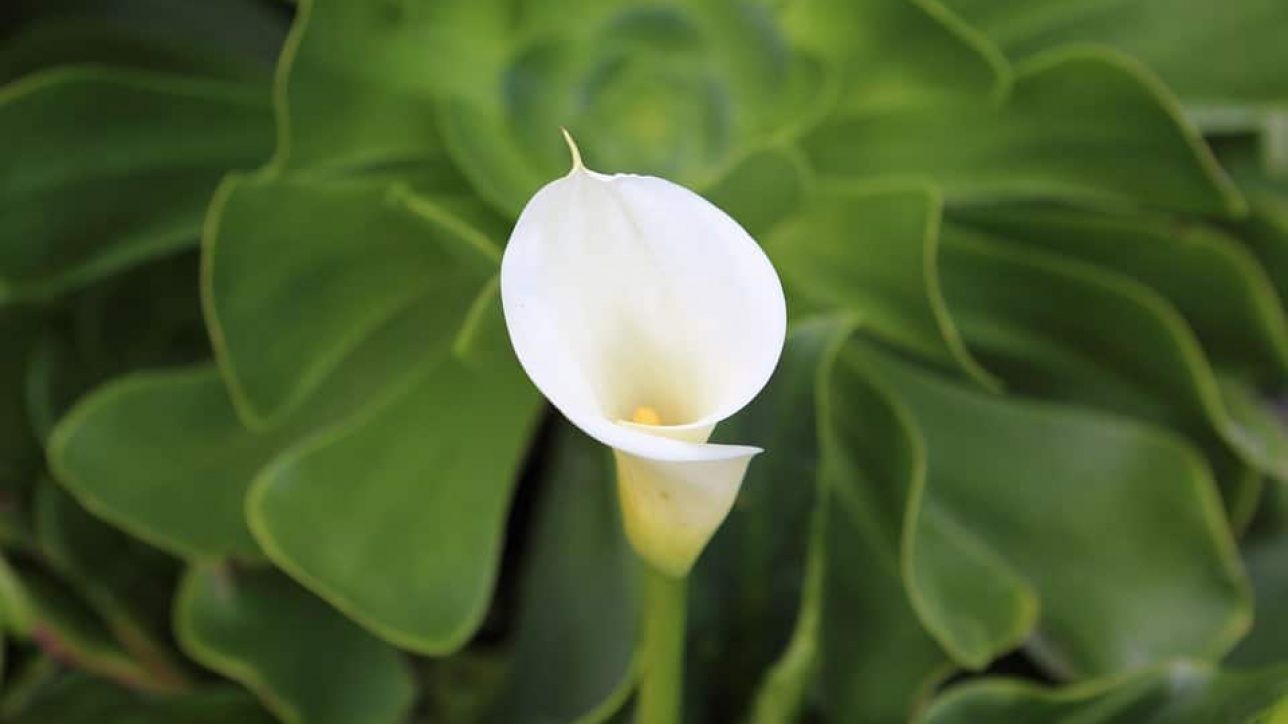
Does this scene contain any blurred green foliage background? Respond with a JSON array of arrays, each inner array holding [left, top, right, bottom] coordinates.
[[2, 0, 1288, 721]]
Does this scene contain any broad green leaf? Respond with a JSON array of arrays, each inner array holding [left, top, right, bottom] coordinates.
[[1237, 193, 1288, 310], [39, 298, 413, 559], [33, 479, 187, 689], [436, 0, 817, 213], [203, 173, 499, 428], [748, 322, 961, 722], [766, 184, 996, 389], [1250, 484, 1288, 541], [491, 422, 637, 724], [817, 493, 956, 724], [22, 257, 211, 561], [830, 344, 1034, 675], [1229, 530, 1288, 667], [6, 0, 288, 73], [749, 545, 821, 724], [48, 366, 272, 559], [854, 345, 1250, 678], [905, 502, 1037, 671], [922, 663, 1288, 724], [781, 0, 1006, 115], [10, 675, 275, 724], [269, 0, 464, 171], [1218, 380, 1288, 491], [941, 0, 1288, 107], [1212, 135, 1288, 303], [436, 98, 548, 218], [25, 251, 209, 444], [1228, 462, 1269, 539], [0, 67, 272, 300], [692, 319, 854, 721], [802, 48, 1242, 215], [814, 343, 953, 721], [175, 563, 415, 724], [701, 148, 809, 239], [0, 16, 267, 83], [940, 228, 1288, 486], [430, 0, 1005, 211], [247, 296, 540, 653], [51, 285, 535, 654], [38, 260, 384, 561], [949, 206, 1288, 387]]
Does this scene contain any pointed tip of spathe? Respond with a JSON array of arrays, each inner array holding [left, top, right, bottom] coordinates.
[[560, 127, 585, 172]]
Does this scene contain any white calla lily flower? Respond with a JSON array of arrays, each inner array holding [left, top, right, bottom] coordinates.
[[501, 131, 787, 577]]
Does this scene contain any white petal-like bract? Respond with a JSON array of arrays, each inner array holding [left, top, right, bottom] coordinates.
[[500, 136, 786, 576]]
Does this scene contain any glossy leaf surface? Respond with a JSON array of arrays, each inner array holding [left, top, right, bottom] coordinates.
[[855, 345, 1250, 678], [923, 663, 1288, 724], [247, 298, 540, 653], [0, 67, 272, 300], [175, 564, 415, 724], [490, 423, 637, 723], [802, 49, 1241, 214]]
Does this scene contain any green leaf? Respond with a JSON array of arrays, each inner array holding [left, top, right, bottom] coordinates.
[[941, 0, 1288, 108], [1250, 483, 1288, 541], [1228, 462, 1270, 538], [33, 479, 187, 689], [701, 148, 809, 239], [781, 0, 1007, 115], [490, 422, 638, 724], [175, 563, 415, 724], [6, 0, 289, 75], [0, 557, 161, 690], [247, 295, 539, 653], [436, 1, 819, 212], [202, 173, 500, 428], [853, 344, 1250, 678], [802, 48, 1242, 214], [0, 67, 273, 300], [766, 184, 996, 389], [1213, 135, 1288, 303], [949, 205, 1288, 387], [269, 0, 462, 171], [693, 319, 854, 721], [0, 555, 32, 636], [1235, 191, 1288, 310], [1228, 529, 1288, 667], [905, 501, 1037, 671], [25, 251, 209, 445], [0, 16, 268, 83], [48, 365, 273, 559], [923, 662, 1288, 724], [939, 228, 1288, 486], [748, 320, 960, 723], [10, 675, 275, 724], [813, 341, 954, 721], [51, 287, 536, 655]]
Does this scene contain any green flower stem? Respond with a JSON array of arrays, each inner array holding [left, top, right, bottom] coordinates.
[[638, 564, 687, 724]]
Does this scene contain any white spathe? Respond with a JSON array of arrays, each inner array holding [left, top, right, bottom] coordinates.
[[500, 132, 787, 577]]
